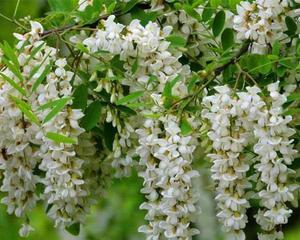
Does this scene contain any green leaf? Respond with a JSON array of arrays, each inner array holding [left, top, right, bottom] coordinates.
[[283, 108, 300, 116], [163, 75, 181, 98], [25, 42, 45, 65], [65, 223, 80, 236], [287, 93, 300, 102], [210, 0, 221, 8], [116, 91, 144, 105], [0, 41, 19, 68], [131, 58, 138, 74], [221, 28, 234, 50], [107, 1, 116, 14], [116, 105, 136, 116], [10, 95, 40, 125], [212, 10, 225, 37], [257, 55, 272, 74], [187, 74, 200, 93], [80, 101, 102, 131], [131, 7, 158, 26], [31, 63, 53, 92], [285, 16, 297, 36], [183, 4, 201, 21], [48, 0, 77, 12], [1, 58, 24, 82], [0, 72, 26, 96], [43, 97, 71, 123], [202, 2, 214, 22], [272, 40, 281, 56], [120, 0, 139, 14], [180, 118, 193, 136], [166, 35, 187, 48], [72, 84, 88, 110], [46, 132, 77, 144], [38, 97, 71, 111]]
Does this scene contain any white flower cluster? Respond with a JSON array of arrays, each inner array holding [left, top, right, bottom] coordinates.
[[202, 86, 253, 240], [0, 21, 51, 237], [253, 82, 297, 240], [233, 0, 290, 54], [165, 9, 207, 58], [0, 21, 90, 235], [202, 83, 297, 240], [136, 115, 199, 240], [82, 15, 191, 179], [81, 14, 201, 238], [35, 57, 88, 227]]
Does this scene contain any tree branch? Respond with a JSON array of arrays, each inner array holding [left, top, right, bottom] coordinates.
[[214, 40, 251, 76], [41, 12, 115, 37]]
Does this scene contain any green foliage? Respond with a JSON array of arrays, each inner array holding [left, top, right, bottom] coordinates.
[[81, 101, 103, 131], [221, 28, 234, 50], [45, 132, 77, 144], [212, 10, 225, 37]]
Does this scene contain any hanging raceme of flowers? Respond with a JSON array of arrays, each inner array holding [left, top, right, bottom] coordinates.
[[0, 0, 299, 240]]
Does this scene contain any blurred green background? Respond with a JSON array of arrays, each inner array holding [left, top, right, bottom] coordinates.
[[0, 1, 299, 239]]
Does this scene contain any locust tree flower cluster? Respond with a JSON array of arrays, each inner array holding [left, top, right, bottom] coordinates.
[[203, 84, 297, 240], [0, 22, 92, 236], [81, 14, 201, 238], [233, 0, 291, 54], [136, 115, 200, 240]]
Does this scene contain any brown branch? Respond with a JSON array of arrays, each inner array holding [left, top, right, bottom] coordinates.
[[41, 12, 115, 37], [41, 2, 152, 37], [214, 40, 251, 76]]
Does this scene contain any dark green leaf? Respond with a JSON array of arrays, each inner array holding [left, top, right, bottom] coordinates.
[[72, 84, 88, 110], [285, 16, 297, 36], [120, 0, 139, 14], [221, 28, 234, 50], [202, 2, 214, 22], [212, 10, 225, 37], [81, 101, 102, 131], [48, 0, 77, 12], [66, 223, 80, 236]]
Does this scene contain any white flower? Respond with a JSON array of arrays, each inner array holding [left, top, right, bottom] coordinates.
[[19, 223, 34, 237]]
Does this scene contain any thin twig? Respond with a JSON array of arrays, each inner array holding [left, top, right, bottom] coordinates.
[[214, 40, 251, 76], [0, 12, 27, 30], [13, 0, 21, 19]]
